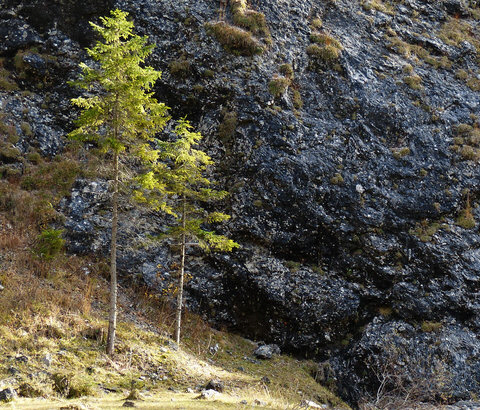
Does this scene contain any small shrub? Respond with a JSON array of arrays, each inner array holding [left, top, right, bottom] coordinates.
[[0, 119, 19, 143], [27, 151, 42, 164], [14, 50, 27, 72], [67, 378, 96, 398], [20, 121, 33, 137], [461, 145, 477, 160], [455, 69, 468, 80], [438, 18, 478, 49], [421, 321, 443, 333], [307, 44, 341, 62], [379, 306, 393, 317], [17, 382, 46, 398], [456, 193, 476, 229], [233, 9, 269, 37], [457, 123, 473, 135], [169, 57, 191, 78], [310, 32, 342, 50], [311, 264, 324, 275], [466, 75, 480, 91], [392, 147, 410, 159], [292, 89, 303, 109], [192, 84, 204, 93], [203, 69, 215, 78], [457, 209, 476, 229], [285, 260, 301, 272], [469, 128, 480, 145], [218, 111, 237, 143], [268, 75, 290, 97], [403, 64, 413, 74], [279, 63, 294, 79], [0, 67, 18, 91], [0, 143, 21, 163], [230, 0, 270, 39], [307, 31, 342, 69], [424, 55, 451, 70], [311, 18, 323, 30], [330, 173, 344, 185], [404, 75, 422, 90], [35, 228, 65, 261], [20, 158, 82, 197], [453, 124, 480, 162], [205, 21, 263, 56], [52, 373, 70, 396], [387, 36, 411, 57], [410, 220, 441, 242]]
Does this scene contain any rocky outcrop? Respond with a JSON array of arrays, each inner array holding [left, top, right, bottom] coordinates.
[[1, 0, 480, 406]]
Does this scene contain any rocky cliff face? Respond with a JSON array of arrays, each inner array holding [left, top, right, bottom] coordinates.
[[1, 0, 480, 406]]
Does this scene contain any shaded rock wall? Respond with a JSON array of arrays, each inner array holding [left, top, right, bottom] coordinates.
[[1, 0, 480, 406]]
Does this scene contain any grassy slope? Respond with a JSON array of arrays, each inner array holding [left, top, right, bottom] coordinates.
[[0, 157, 349, 409]]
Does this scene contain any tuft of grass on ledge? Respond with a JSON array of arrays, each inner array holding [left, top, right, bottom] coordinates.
[[205, 21, 264, 56], [231, 0, 270, 39]]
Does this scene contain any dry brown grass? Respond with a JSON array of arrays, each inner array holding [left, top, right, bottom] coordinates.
[[205, 21, 264, 56]]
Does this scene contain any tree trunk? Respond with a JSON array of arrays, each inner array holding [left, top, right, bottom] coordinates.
[[107, 150, 119, 356], [175, 194, 186, 345]]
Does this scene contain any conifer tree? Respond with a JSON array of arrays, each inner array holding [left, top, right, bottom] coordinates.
[[135, 118, 239, 344], [69, 9, 170, 355]]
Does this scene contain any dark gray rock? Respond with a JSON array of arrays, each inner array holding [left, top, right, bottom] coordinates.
[[0, 388, 17, 403], [3, 0, 114, 46], [0, 18, 42, 55], [205, 379, 224, 392], [15, 355, 28, 363], [332, 318, 480, 405], [443, 0, 470, 16], [254, 344, 281, 360], [7, 366, 18, 375], [445, 402, 480, 410]]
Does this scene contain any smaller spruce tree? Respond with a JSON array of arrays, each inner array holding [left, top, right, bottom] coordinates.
[[135, 118, 239, 344]]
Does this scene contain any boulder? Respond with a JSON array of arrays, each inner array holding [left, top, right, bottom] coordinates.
[[205, 379, 224, 392], [0, 388, 17, 403], [196, 389, 219, 400], [0, 19, 42, 55], [253, 344, 281, 360]]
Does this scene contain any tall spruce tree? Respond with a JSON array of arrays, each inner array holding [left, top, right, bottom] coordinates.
[[69, 9, 170, 355], [135, 118, 239, 344]]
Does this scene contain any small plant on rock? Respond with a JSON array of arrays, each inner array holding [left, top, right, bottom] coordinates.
[[404, 74, 422, 90], [456, 193, 476, 229], [205, 21, 264, 56], [307, 30, 343, 68], [268, 75, 290, 97], [231, 0, 270, 39], [35, 228, 65, 261], [169, 57, 191, 78], [279, 63, 294, 79]]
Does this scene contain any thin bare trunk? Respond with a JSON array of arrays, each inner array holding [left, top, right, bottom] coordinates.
[[175, 194, 186, 345], [107, 151, 119, 355], [107, 97, 120, 355]]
